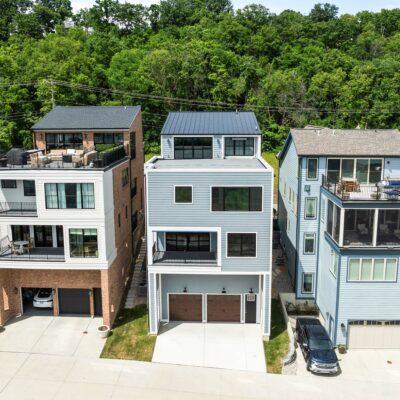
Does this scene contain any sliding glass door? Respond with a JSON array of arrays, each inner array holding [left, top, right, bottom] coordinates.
[[327, 158, 383, 184]]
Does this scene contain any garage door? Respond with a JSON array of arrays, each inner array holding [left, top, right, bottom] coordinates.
[[169, 294, 202, 322], [207, 295, 241, 322], [349, 322, 400, 349], [58, 289, 90, 315]]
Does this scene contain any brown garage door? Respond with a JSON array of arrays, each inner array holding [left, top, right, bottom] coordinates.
[[207, 295, 241, 322], [169, 294, 202, 322]]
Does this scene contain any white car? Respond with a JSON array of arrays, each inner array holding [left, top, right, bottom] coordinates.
[[33, 289, 53, 308]]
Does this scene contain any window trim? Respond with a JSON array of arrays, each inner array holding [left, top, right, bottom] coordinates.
[[210, 185, 264, 213], [174, 185, 193, 204], [223, 136, 256, 158], [301, 273, 314, 294], [68, 228, 98, 258], [304, 197, 317, 220], [347, 258, 398, 282], [44, 183, 95, 209], [306, 158, 318, 181], [173, 136, 213, 160], [226, 232, 257, 258], [303, 233, 316, 255]]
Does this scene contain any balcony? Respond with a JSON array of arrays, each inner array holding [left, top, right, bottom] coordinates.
[[0, 246, 65, 261], [0, 202, 37, 217], [322, 175, 400, 202], [153, 251, 217, 265]]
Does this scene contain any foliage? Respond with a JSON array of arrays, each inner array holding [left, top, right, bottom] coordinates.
[[262, 152, 279, 191], [0, 1, 400, 152]]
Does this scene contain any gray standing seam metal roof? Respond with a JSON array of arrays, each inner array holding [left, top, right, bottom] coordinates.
[[31, 106, 141, 130], [150, 158, 268, 170], [290, 127, 400, 156], [161, 112, 261, 135]]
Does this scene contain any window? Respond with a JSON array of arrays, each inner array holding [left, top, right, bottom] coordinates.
[[174, 137, 213, 159], [130, 132, 136, 159], [131, 177, 137, 198], [166, 232, 210, 252], [307, 158, 318, 180], [304, 198, 317, 219], [225, 137, 254, 157], [94, 133, 123, 146], [212, 187, 262, 212], [304, 233, 315, 255], [348, 258, 398, 282], [227, 233, 256, 257], [23, 180, 36, 196], [330, 250, 338, 277], [46, 133, 82, 150], [132, 211, 138, 232], [1, 180, 16, 189], [69, 228, 98, 258], [11, 225, 30, 241], [302, 273, 313, 294], [118, 213, 121, 227], [45, 183, 95, 209], [122, 168, 129, 187], [175, 186, 192, 204]]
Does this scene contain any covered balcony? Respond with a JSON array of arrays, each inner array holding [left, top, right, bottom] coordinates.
[[0, 179, 37, 216]]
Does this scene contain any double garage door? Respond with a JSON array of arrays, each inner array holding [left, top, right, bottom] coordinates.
[[58, 288, 102, 316], [348, 321, 400, 349], [169, 294, 241, 323]]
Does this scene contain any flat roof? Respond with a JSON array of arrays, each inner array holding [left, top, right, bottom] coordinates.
[[161, 112, 261, 135], [148, 158, 270, 171]]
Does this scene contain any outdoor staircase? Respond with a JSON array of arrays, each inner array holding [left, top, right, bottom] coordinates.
[[125, 237, 148, 309]]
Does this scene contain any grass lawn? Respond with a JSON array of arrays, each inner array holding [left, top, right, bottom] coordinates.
[[264, 299, 290, 374], [262, 152, 279, 191], [101, 304, 156, 362]]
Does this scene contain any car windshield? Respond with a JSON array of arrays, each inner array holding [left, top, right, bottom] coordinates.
[[37, 289, 51, 298], [309, 338, 333, 350]]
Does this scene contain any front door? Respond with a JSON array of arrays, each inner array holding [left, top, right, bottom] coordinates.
[[245, 293, 257, 323], [34, 226, 53, 247]]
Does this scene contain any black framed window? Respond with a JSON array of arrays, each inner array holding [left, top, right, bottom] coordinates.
[[131, 177, 137, 198], [132, 211, 138, 232], [94, 133, 123, 145], [227, 233, 256, 257], [166, 232, 210, 252], [122, 168, 129, 187], [130, 132, 136, 159], [45, 183, 95, 209], [304, 233, 315, 254], [46, 133, 82, 150], [307, 158, 318, 180], [23, 180, 36, 196], [1, 180, 17, 189], [11, 225, 30, 241], [174, 137, 213, 159], [175, 186, 192, 203], [69, 228, 98, 258], [225, 137, 254, 156], [212, 187, 262, 211], [302, 273, 313, 294]]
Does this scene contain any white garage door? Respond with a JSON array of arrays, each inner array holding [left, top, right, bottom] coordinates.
[[348, 321, 400, 349]]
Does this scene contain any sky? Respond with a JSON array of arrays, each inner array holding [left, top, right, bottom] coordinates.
[[71, 0, 399, 15]]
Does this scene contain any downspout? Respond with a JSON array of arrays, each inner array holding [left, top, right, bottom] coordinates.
[[334, 252, 342, 346], [295, 157, 302, 298]]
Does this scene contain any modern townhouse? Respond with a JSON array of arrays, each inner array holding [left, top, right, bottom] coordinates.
[[278, 126, 400, 349], [0, 106, 144, 328], [145, 112, 273, 338]]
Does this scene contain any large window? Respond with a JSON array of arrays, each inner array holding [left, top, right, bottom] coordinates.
[[45, 183, 95, 209], [326, 200, 341, 243], [174, 137, 213, 159], [69, 228, 98, 258], [327, 158, 383, 184], [307, 158, 318, 180], [224, 137, 254, 157], [212, 187, 262, 212], [377, 209, 400, 246], [348, 258, 397, 282], [94, 133, 123, 146], [166, 233, 210, 252], [11, 225, 30, 241], [23, 180, 36, 196], [302, 273, 313, 294], [343, 209, 374, 246], [304, 233, 315, 254], [304, 198, 317, 219], [1, 180, 16, 189], [174, 186, 192, 204], [227, 233, 256, 257], [46, 133, 82, 150]]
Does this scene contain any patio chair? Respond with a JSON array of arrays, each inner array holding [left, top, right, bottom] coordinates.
[[379, 224, 390, 235], [357, 224, 368, 236]]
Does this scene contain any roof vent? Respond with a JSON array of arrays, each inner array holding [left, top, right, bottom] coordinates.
[[255, 126, 258, 131]]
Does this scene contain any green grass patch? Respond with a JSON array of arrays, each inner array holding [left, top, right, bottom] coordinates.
[[262, 152, 279, 191], [145, 153, 157, 162], [264, 299, 290, 374], [101, 305, 156, 362]]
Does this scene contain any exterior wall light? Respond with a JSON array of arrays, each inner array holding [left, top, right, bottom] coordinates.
[[249, 288, 254, 293], [183, 287, 187, 293], [222, 287, 226, 294]]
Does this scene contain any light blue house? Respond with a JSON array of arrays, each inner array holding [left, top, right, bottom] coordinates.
[[278, 126, 400, 349], [145, 112, 273, 338]]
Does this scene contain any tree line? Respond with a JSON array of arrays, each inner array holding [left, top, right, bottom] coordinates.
[[1, 0, 400, 153]]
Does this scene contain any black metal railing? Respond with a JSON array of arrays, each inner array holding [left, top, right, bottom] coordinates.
[[0, 202, 37, 216], [322, 175, 400, 201], [0, 247, 65, 261], [153, 251, 217, 265]]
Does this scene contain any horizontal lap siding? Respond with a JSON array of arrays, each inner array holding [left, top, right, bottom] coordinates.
[[384, 157, 400, 179], [147, 171, 272, 273]]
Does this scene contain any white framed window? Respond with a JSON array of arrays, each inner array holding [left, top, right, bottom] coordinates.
[[307, 158, 318, 180], [302, 273, 314, 294], [348, 258, 398, 282], [304, 198, 317, 219], [174, 185, 193, 204], [304, 233, 316, 255], [330, 250, 338, 277]]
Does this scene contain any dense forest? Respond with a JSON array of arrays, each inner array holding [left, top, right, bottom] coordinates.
[[1, 0, 400, 153]]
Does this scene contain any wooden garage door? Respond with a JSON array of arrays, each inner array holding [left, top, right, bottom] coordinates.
[[169, 294, 202, 322], [207, 295, 241, 322], [349, 324, 400, 349]]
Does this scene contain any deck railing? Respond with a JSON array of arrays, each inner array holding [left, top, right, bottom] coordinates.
[[153, 251, 217, 265], [0, 202, 37, 216], [0, 247, 65, 261]]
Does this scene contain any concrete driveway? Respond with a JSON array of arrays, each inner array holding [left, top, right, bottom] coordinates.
[[152, 322, 266, 372], [0, 314, 105, 358]]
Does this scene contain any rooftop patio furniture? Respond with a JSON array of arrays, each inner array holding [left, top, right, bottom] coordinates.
[[357, 224, 368, 236], [379, 223, 390, 235]]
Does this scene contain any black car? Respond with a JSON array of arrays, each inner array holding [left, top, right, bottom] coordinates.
[[295, 318, 339, 375]]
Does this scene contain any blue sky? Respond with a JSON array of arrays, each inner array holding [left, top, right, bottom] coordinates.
[[71, 1, 399, 14]]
